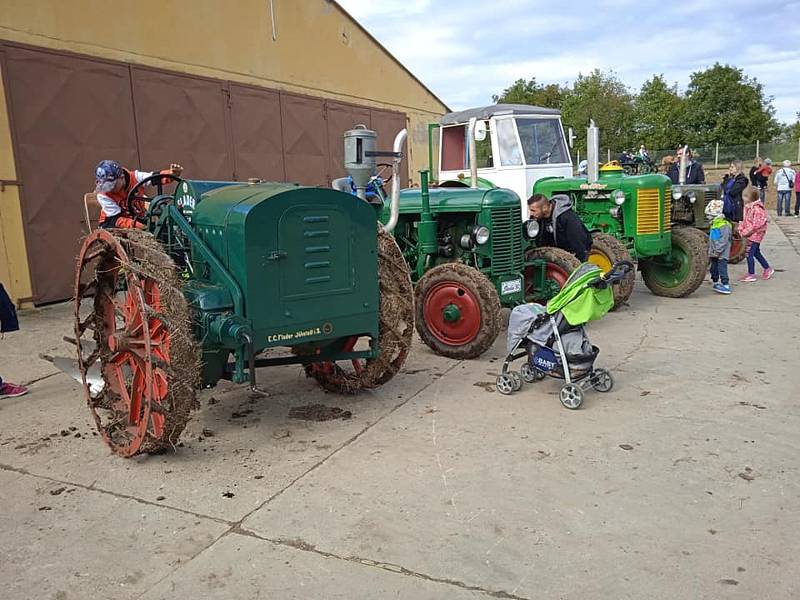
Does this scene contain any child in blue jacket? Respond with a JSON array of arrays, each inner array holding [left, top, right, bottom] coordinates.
[[705, 199, 733, 295]]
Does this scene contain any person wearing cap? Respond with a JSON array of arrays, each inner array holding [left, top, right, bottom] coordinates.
[[705, 198, 732, 295], [774, 160, 796, 217], [577, 160, 588, 176], [94, 160, 183, 229]]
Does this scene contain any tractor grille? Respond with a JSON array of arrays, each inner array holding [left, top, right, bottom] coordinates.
[[703, 188, 720, 205], [490, 207, 523, 274], [663, 191, 672, 231], [637, 188, 662, 234]]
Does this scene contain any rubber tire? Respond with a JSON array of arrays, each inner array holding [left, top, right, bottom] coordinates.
[[641, 226, 708, 298], [415, 262, 501, 360], [560, 384, 584, 409], [520, 363, 538, 383], [589, 232, 635, 310], [496, 374, 515, 395], [591, 368, 614, 392], [729, 230, 747, 264], [524, 246, 581, 302], [509, 371, 523, 391]]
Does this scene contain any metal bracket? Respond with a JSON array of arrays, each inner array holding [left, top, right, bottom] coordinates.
[[0, 179, 22, 192]]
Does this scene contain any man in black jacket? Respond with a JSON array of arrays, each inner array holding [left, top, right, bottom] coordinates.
[[667, 148, 706, 184], [528, 193, 593, 261], [1, 282, 28, 399]]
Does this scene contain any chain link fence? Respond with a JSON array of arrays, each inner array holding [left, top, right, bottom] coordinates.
[[573, 140, 800, 169]]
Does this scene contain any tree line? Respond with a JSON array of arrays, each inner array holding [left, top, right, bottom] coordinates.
[[492, 64, 794, 157]]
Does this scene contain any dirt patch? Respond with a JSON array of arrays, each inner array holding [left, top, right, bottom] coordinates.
[[288, 404, 353, 422]]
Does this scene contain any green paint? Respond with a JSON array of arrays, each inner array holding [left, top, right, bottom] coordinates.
[[443, 304, 461, 322]]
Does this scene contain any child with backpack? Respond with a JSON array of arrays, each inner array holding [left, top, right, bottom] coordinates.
[[705, 199, 733, 295], [737, 187, 775, 282]]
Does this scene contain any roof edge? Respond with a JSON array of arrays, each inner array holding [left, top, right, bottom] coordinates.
[[330, 1, 450, 113]]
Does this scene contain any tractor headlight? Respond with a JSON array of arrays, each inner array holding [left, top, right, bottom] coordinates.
[[523, 219, 540, 239], [459, 234, 474, 249], [473, 225, 490, 245], [687, 191, 697, 204], [612, 189, 626, 205], [609, 206, 621, 218], [672, 189, 683, 200]]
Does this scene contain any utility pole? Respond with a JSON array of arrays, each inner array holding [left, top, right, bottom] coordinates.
[[755, 140, 760, 159], [715, 143, 719, 168]]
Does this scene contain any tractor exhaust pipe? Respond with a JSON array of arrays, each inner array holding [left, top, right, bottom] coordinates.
[[587, 119, 600, 184], [383, 128, 407, 234], [679, 144, 688, 185], [468, 117, 478, 189]]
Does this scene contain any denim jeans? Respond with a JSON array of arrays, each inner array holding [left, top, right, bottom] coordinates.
[[710, 257, 729, 285], [759, 186, 766, 202], [777, 190, 792, 215], [746, 241, 770, 274]]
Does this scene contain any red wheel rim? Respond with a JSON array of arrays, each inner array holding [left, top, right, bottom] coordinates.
[[307, 335, 364, 381], [75, 231, 172, 457], [545, 262, 570, 288], [525, 262, 570, 298], [422, 281, 481, 346]]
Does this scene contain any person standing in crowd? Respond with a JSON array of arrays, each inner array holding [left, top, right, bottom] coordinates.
[[721, 160, 748, 223], [774, 160, 796, 217], [705, 199, 732, 295], [638, 144, 650, 161], [667, 147, 705, 184], [758, 158, 773, 202], [794, 169, 800, 217], [737, 187, 774, 282], [1, 282, 28, 399], [749, 157, 763, 186]]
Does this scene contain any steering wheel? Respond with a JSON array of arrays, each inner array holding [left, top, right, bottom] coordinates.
[[126, 173, 184, 218]]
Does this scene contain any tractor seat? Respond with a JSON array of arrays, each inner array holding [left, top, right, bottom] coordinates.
[[83, 193, 101, 233]]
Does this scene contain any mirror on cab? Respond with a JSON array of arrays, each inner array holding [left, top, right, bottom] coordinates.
[[474, 120, 488, 142]]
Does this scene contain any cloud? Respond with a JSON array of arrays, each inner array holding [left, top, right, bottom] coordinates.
[[338, 0, 800, 122]]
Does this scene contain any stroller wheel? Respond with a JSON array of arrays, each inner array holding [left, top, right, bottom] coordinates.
[[496, 374, 515, 395], [591, 368, 614, 392], [521, 363, 545, 383], [509, 371, 523, 391], [559, 384, 584, 409]]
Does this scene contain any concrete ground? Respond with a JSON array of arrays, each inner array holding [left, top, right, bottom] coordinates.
[[1, 220, 798, 600]]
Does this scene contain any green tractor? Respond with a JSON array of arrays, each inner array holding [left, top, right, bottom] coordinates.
[[66, 132, 414, 457], [669, 147, 746, 264], [338, 124, 578, 360], [533, 122, 708, 306]]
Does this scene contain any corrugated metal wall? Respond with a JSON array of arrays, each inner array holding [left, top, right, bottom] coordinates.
[[1, 42, 407, 304]]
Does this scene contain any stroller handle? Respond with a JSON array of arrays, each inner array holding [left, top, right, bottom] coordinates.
[[591, 260, 634, 288]]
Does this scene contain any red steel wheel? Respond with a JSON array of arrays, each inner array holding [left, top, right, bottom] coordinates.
[[524, 246, 580, 303], [422, 281, 482, 346], [74, 229, 198, 457]]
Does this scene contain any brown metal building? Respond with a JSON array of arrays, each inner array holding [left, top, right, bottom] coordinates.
[[0, 0, 448, 305]]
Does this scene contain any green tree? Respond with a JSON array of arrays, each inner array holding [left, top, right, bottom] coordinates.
[[632, 75, 686, 152], [560, 69, 634, 156], [684, 63, 780, 146], [492, 78, 565, 109]]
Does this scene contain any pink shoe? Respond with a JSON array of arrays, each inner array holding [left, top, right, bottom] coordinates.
[[0, 382, 28, 398], [762, 267, 775, 280], [739, 274, 758, 282]]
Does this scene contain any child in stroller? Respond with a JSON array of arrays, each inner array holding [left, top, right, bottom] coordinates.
[[496, 261, 633, 409]]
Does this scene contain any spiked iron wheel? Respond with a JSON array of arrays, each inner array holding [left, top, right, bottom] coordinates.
[[74, 229, 200, 457], [305, 227, 414, 393]]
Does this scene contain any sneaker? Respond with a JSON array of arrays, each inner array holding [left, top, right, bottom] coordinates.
[[794, 214, 799, 218], [713, 283, 732, 295], [0, 382, 28, 398], [739, 274, 758, 282], [763, 267, 775, 280]]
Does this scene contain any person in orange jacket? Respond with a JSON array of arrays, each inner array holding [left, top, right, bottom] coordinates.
[[94, 159, 183, 229]]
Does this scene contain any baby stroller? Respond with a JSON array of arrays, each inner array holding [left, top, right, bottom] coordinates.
[[496, 261, 633, 409]]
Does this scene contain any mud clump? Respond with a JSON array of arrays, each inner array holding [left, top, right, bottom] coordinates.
[[288, 404, 352, 422]]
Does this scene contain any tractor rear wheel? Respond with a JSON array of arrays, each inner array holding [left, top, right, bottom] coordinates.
[[524, 246, 581, 303], [640, 226, 708, 298], [589, 232, 635, 310], [415, 262, 501, 359], [729, 230, 747, 264], [305, 228, 414, 393], [74, 229, 200, 457]]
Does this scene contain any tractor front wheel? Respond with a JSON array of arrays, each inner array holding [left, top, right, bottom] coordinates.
[[524, 246, 581, 303], [305, 228, 414, 393], [415, 262, 501, 359], [729, 230, 747, 264], [589, 233, 635, 310], [640, 227, 708, 298], [74, 229, 200, 457]]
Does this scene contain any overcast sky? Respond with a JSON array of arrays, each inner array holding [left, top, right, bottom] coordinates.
[[338, 0, 799, 124]]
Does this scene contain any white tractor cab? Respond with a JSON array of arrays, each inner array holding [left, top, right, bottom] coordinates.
[[432, 104, 575, 220]]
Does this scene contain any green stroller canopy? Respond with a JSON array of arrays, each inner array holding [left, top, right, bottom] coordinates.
[[546, 263, 614, 325]]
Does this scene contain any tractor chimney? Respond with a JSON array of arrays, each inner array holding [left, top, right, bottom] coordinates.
[[587, 120, 600, 184]]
